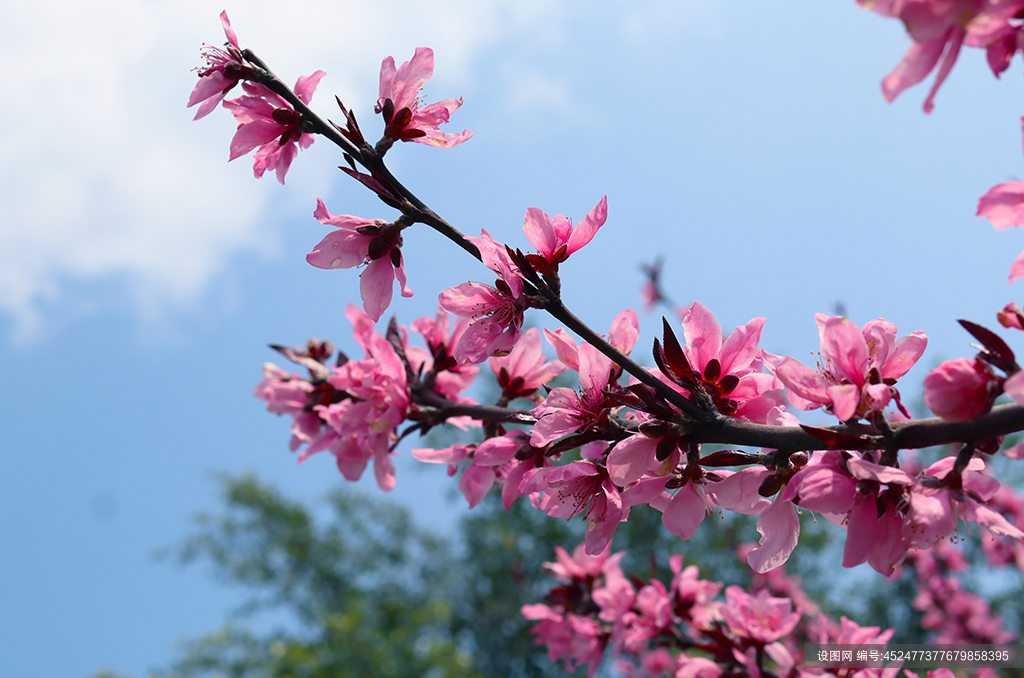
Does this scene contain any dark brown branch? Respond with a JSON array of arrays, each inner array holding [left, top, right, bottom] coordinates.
[[241, 53, 1024, 458], [695, 403, 1024, 452], [412, 388, 536, 425]]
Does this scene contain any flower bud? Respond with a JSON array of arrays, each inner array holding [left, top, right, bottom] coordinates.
[[922, 358, 998, 422]]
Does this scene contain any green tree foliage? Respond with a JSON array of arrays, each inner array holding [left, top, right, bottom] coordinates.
[[154, 475, 480, 678]]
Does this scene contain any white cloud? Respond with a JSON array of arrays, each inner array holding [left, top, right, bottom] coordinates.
[[0, 0, 712, 341]]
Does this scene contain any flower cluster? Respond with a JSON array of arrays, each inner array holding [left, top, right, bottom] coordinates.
[[524, 542, 901, 678], [197, 15, 1024, 678]]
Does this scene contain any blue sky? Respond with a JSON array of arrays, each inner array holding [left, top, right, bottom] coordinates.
[[2, 1, 1024, 676]]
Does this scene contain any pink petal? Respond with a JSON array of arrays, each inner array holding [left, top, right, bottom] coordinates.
[[411, 445, 469, 464], [453, 318, 507, 365], [827, 383, 861, 421], [747, 496, 800, 573], [578, 343, 613, 399], [607, 434, 660, 486], [460, 464, 496, 509], [219, 10, 239, 49], [867, 505, 907, 576], [438, 282, 503, 319], [523, 208, 557, 259], [964, 497, 1024, 539], [388, 47, 434, 112], [374, 449, 396, 492], [977, 181, 1024, 230], [544, 328, 580, 371], [765, 353, 828, 411], [820, 316, 869, 386], [921, 27, 964, 114], [565, 195, 608, 255], [394, 255, 413, 297], [661, 484, 707, 540], [784, 463, 857, 514], [1005, 370, 1024, 406], [882, 330, 928, 380], [608, 309, 639, 355], [881, 31, 948, 103], [306, 230, 370, 270], [227, 119, 282, 160], [359, 256, 396, 321], [706, 467, 772, 515], [842, 496, 878, 568], [294, 70, 326, 105], [584, 481, 626, 555], [415, 127, 473, 148], [718, 317, 767, 375], [681, 302, 723, 373], [846, 457, 913, 485], [1010, 248, 1024, 283]]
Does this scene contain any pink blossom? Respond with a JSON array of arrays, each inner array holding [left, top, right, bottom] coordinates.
[[660, 480, 712, 541], [721, 585, 801, 644], [489, 327, 566, 400], [520, 461, 627, 554], [904, 455, 1024, 549], [222, 71, 325, 184], [254, 362, 325, 453], [922, 357, 1000, 421], [764, 314, 927, 422], [439, 230, 527, 364], [530, 343, 615, 446], [188, 11, 252, 120], [668, 555, 722, 630], [306, 199, 412, 321], [544, 542, 618, 582], [862, 0, 1024, 113], [376, 47, 472, 149], [784, 450, 915, 575], [521, 605, 607, 678], [403, 311, 480, 420], [312, 305, 410, 491], [682, 302, 783, 420], [616, 580, 674, 654], [522, 196, 608, 267]]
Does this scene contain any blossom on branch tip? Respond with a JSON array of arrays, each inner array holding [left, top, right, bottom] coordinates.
[[376, 47, 472, 149], [306, 199, 413, 322], [222, 71, 325, 184], [523, 196, 608, 271], [188, 11, 252, 120]]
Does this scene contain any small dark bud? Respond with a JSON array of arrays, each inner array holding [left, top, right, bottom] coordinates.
[[367, 236, 389, 260], [758, 474, 785, 497]]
